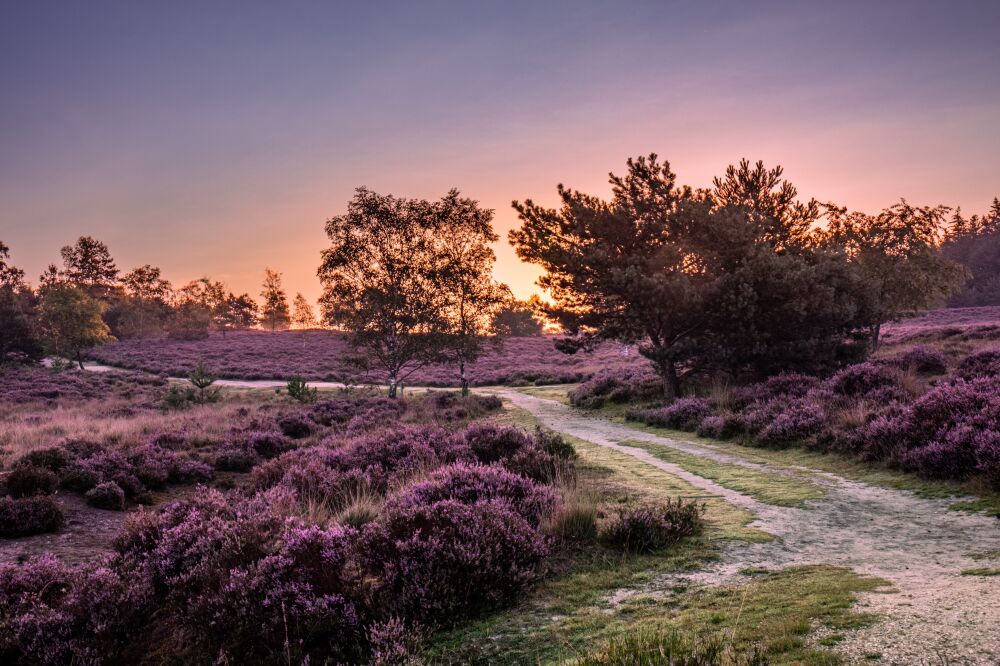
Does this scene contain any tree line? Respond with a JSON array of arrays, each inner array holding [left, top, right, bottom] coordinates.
[[0, 237, 314, 368], [941, 198, 1000, 307], [316, 157, 977, 399]]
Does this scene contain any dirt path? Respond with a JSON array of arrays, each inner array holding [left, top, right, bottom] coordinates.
[[498, 390, 1000, 666]]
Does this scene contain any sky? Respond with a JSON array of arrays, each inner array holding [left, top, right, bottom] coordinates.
[[2, 1, 998, 307]]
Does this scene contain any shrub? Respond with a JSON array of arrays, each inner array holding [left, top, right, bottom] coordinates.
[[455, 423, 534, 464], [361, 499, 550, 623], [892, 346, 947, 375], [955, 349, 1000, 379], [388, 463, 559, 527], [0, 496, 64, 537], [286, 376, 319, 404], [826, 361, 902, 398], [214, 447, 258, 472], [600, 499, 703, 553], [277, 413, 314, 439], [754, 401, 826, 448], [13, 447, 73, 473], [696, 414, 744, 440], [4, 466, 58, 498], [326, 426, 450, 493], [0, 556, 137, 665], [536, 426, 576, 460], [58, 466, 100, 493], [184, 523, 363, 664], [569, 367, 662, 409], [85, 482, 126, 511], [632, 398, 713, 431], [244, 431, 294, 459]]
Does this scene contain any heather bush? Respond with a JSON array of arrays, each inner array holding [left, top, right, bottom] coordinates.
[[455, 423, 535, 464], [13, 447, 73, 473], [184, 522, 364, 664], [826, 361, 902, 398], [325, 426, 451, 493], [362, 498, 550, 623], [277, 412, 314, 439], [755, 400, 827, 448], [569, 366, 662, 408], [85, 481, 126, 510], [955, 348, 1000, 379], [0, 556, 136, 665], [58, 467, 99, 493], [389, 463, 559, 527], [243, 430, 295, 459], [600, 499, 703, 553], [3, 466, 58, 498], [0, 496, 64, 537], [633, 397, 713, 431], [536, 426, 577, 460], [696, 414, 743, 439], [213, 447, 259, 472], [732, 372, 818, 407], [892, 345, 947, 375]]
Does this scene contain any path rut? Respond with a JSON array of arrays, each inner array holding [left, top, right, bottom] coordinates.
[[498, 390, 1000, 666]]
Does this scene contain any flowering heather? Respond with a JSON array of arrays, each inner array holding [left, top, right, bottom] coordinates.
[[890, 346, 948, 375], [568, 366, 663, 408], [85, 330, 646, 386], [3, 466, 58, 498], [84, 481, 126, 510], [631, 398, 713, 431], [361, 498, 550, 624], [388, 463, 559, 527], [0, 365, 166, 404], [0, 496, 64, 537]]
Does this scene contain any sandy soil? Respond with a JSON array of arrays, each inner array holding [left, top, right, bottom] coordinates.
[[498, 390, 1000, 666]]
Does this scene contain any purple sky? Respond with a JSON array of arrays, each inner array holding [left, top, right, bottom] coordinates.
[[2, 1, 998, 306]]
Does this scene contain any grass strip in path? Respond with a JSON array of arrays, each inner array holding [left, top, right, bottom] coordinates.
[[620, 439, 825, 508]]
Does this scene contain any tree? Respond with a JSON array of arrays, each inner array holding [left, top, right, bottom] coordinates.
[[37, 283, 113, 369], [168, 278, 225, 340], [434, 190, 511, 395], [59, 236, 119, 299], [217, 293, 258, 334], [260, 269, 290, 331], [493, 296, 545, 336], [941, 196, 1000, 306], [511, 155, 873, 397], [291, 293, 317, 330], [820, 200, 967, 349], [318, 187, 448, 397], [0, 242, 42, 364], [116, 265, 172, 337], [511, 155, 718, 398]]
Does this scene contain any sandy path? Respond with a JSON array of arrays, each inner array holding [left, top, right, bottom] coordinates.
[[497, 390, 1000, 666]]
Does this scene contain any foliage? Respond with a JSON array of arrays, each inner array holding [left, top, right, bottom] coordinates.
[[511, 155, 870, 396], [260, 268, 290, 331], [286, 375, 319, 403], [493, 296, 545, 336], [291, 292, 317, 329], [0, 496, 64, 537], [36, 282, 113, 368], [3, 466, 58, 498], [599, 499, 704, 553], [570, 366, 663, 408], [85, 481, 126, 510], [941, 198, 1000, 306], [0, 243, 42, 364], [58, 235, 120, 300]]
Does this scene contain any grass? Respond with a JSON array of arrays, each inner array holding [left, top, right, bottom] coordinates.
[[614, 418, 1000, 518], [619, 439, 825, 508], [425, 564, 885, 665], [513, 384, 577, 404], [960, 567, 1000, 576], [432, 404, 884, 664]]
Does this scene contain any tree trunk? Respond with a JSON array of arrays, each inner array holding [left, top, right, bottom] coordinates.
[[76, 350, 84, 371], [659, 359, 680, 401], [388, 370, 398, 399], [460, 359, 469, 397], [870, 322, 882, 352]]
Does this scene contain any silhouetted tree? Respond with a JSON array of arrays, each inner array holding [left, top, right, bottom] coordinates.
[[511, 155, 719, 398], [319, 188, 448, 397], [820, 200, 967, 349], [37, 283, 113, 369], [493, 296, 545, 336], [59, 236, 119, 300], [435, 190, 511, 395], [217, 293, 259, 334], [260, 269, 290, 331], [167, 279, 224, 339], [291, 293, 317, 329], [942, 197, 1000, 306], [0, 242, 42, 364], [112, 264, 172, 337]]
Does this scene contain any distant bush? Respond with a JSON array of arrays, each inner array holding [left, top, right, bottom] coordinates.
[[569, 367, 662, 409], [13, 448, 73, 473], [891, 346, 947, 375], [0, 496, 64, 537], [955, 349, 1000, 379], [243, 431, 294, 459], [600, 499, 703, 553], [276, 413, 314, 439], [631, 398, 713, 431], [85, 482, 126, 511], [214, 447, 258, 472], [4, 466, 58, 498]]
